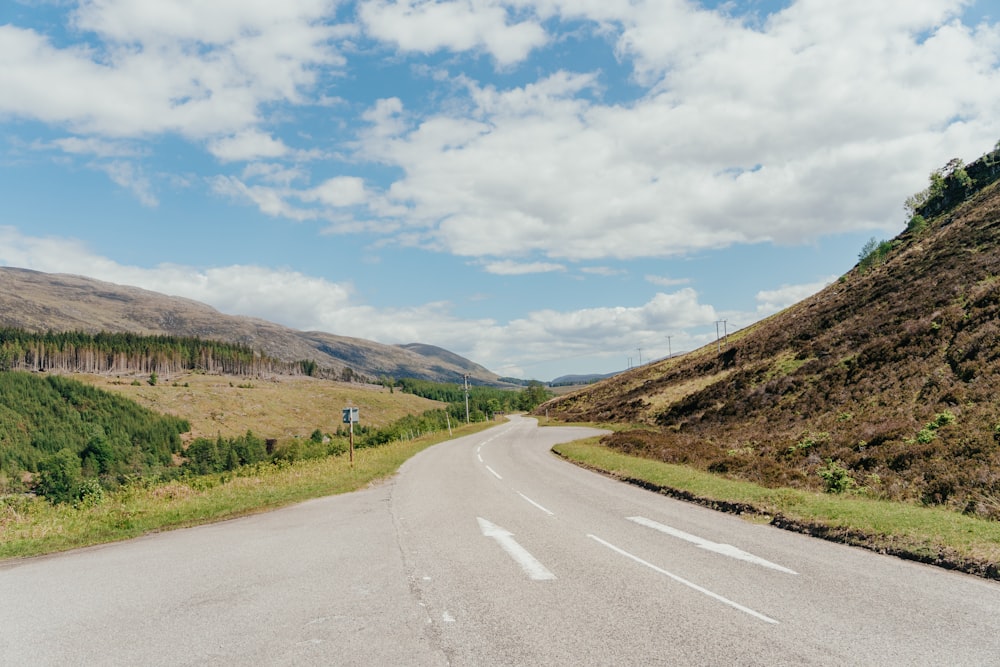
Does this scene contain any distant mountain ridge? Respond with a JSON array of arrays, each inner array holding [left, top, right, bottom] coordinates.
[[0, 267, 501, 385], [549, 371, 621, 386]]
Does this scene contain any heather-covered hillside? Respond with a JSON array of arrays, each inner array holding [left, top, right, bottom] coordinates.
[[542, 144, 1000, 517]]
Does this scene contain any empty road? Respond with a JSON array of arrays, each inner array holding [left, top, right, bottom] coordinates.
[[3, 415, 1000, 665]]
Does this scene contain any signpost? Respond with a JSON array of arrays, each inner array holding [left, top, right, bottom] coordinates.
[[342, 407, 359, 463]]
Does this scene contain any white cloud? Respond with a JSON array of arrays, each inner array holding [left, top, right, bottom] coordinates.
[[16, 1, 995, 271], [97, 161, 158, 206], [345, 3, 1000, 262], [482, 259, 565, 275], [756, 275, 837, 315], [0, 2, 346, 139], [211, 176, 318, 221], [645, 274, 690, 288], [46, 137, 143, 158], [302, 176, 370, 207], [358, 0, 548, 66], [581, 266, 625, 277], [209, 131, 292, 162], [241, 162, 308, 186]]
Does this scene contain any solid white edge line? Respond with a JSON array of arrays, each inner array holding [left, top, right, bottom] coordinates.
[[587, 534, 779, 625], [517, 492, 555, 516]]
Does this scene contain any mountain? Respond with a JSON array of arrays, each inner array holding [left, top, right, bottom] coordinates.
[[0, 267, 500, 385], [541, 144, 1000, 519], [549, 371, 622, 386]]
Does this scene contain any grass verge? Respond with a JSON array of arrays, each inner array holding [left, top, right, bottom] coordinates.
[[1, 422, 494, 562], [553, 437, 1000, 580]]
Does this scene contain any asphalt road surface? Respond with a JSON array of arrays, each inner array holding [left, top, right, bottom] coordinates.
[[3, 415, 1000, 665]]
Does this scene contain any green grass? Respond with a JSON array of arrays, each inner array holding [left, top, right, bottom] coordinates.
[[0, 422, 494, 561], [553, 438, 1000, 578]]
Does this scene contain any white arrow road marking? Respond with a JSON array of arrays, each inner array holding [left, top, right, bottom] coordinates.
[[627, 516, 797, 575], [588, 534, 779, 624], [478, 517, 556, 581]]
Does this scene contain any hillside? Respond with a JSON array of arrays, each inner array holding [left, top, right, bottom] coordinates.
[[0, 268, 500, 385], [542, 145, 1000, 519]]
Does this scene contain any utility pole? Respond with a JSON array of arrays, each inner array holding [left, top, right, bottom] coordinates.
[[463, 374, 470, 424], [636, 347, 642, 366], [715, 320, 729, 351]]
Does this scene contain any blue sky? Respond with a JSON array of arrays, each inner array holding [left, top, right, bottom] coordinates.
[[1, 0, 999, 381]]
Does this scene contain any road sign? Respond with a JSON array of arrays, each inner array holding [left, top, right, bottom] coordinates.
[[342, 407, 359, 424]]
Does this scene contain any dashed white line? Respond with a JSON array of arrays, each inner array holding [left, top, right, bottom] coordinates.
[[627, 516, 797, 574], [479, 517, 556, 581], [485, 465, 502, 480], [587, 534, 778, 624], [517, 492, 554, 516]]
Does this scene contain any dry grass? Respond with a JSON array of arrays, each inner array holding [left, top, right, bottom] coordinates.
[[75, 372, 443, 443], [637, 370, 734, 420]]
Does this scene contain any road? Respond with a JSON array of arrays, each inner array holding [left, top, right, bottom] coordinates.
[[3, 415, 1000, 665]]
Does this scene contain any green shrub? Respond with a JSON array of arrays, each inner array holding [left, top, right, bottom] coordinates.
[[818, 459, 856, 494], [906, 214, 928, 235], [35, 448, 83, 503], [858, 238, 895, 273]]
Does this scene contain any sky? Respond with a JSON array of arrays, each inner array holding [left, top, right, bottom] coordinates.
[[1, 1, 999, 381]]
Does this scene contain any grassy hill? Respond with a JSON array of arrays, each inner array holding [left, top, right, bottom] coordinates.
[[76, 372, 443, 443], [542, 144, 1000, 520], [0, 268, 502, 385]]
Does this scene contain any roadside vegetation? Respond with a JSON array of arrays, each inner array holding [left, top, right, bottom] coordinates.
[[0, 421, 492, 560]]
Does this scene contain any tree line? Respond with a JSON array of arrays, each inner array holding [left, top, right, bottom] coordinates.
[[905, 140, 1000, 228], [395, 377, 551, 421], [0, 328, 358, 380]]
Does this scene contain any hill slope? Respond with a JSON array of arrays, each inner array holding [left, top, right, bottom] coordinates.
[[543, 149, 1000, 517], [0, 267, 499, 385]]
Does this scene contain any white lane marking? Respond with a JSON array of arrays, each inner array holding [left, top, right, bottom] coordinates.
[[442, 611, 456, 623], [478, 517, 556, 581], [517, 492, 555, 516], [627, 516, 797, 575], [485, 465, 502, 480], [587, 534, 779, 624]]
